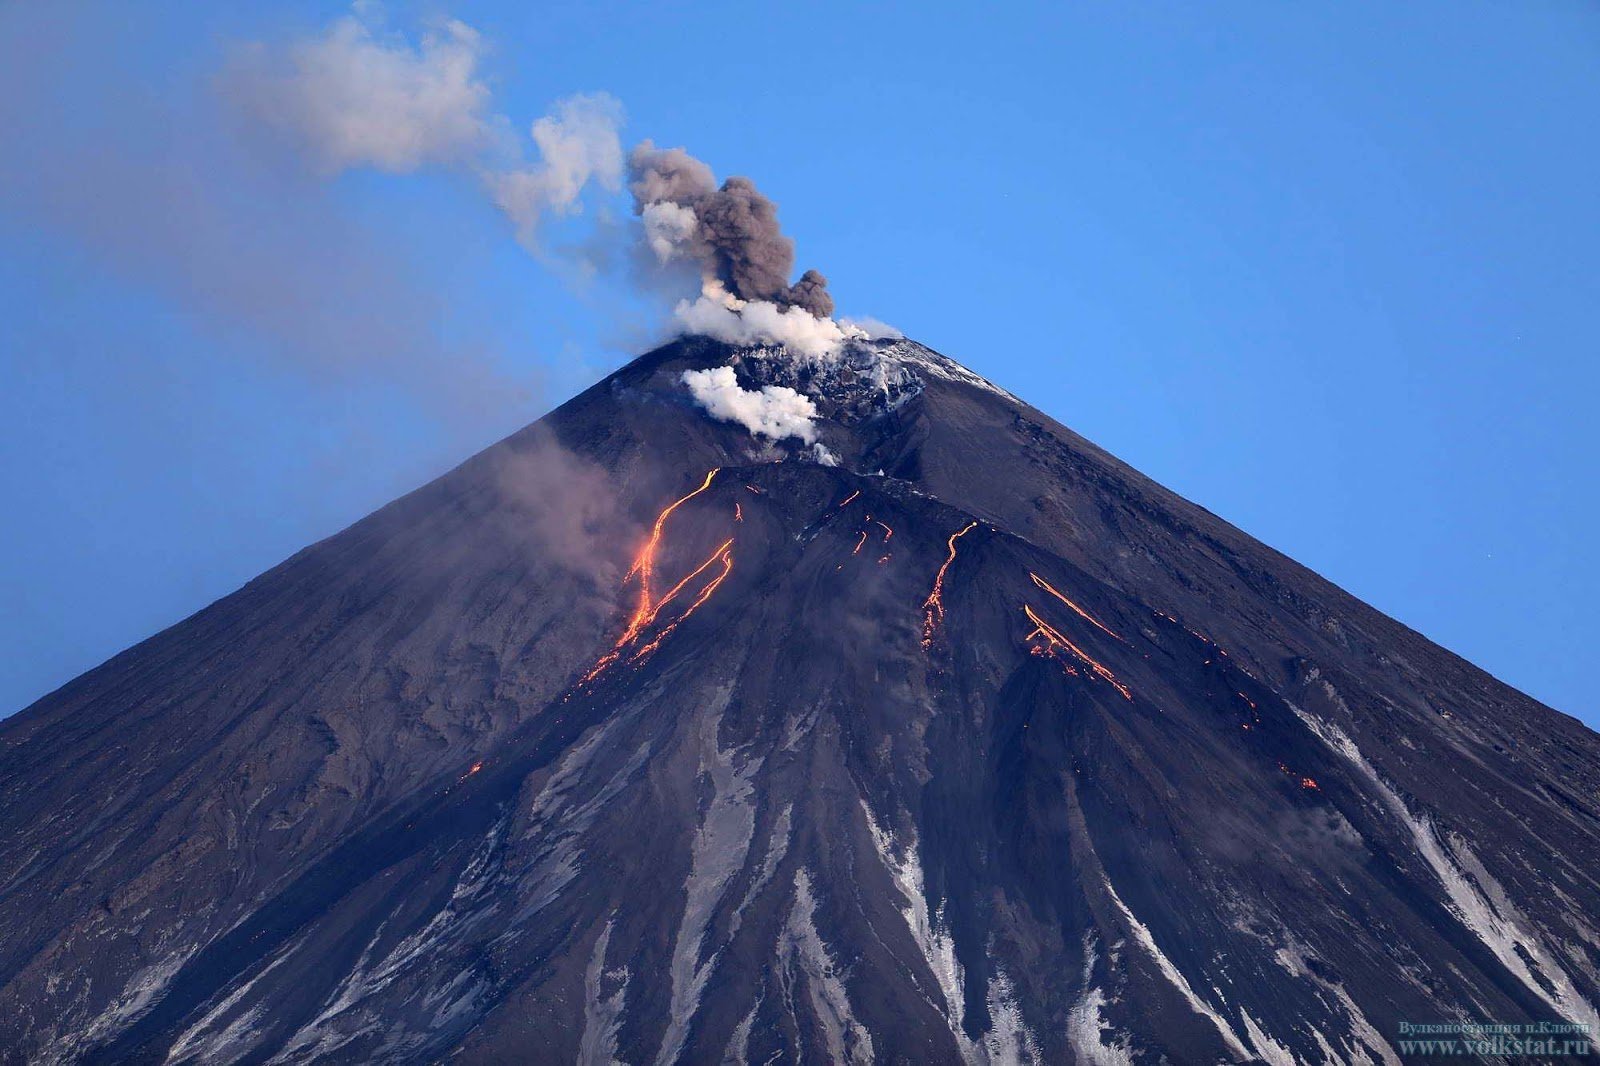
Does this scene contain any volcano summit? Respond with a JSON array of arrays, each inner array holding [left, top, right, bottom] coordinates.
[[2, 337, 1597, 1063]]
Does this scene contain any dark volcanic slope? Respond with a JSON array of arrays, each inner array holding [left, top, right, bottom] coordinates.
[[2, 337, 1598, 1064]]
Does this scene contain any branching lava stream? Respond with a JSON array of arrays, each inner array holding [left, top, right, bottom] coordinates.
[[579, 470, 733, 686], [1023, 604, 1133, 700]]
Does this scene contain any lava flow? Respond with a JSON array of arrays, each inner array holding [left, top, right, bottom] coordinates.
[[922, 521, 979, 647], [1028, 572, 1123, 641], [874, 519, 894, 565], [1023, 604, 1132, 700], [631, 543, 734, 661], [579, 470, 731, 686]]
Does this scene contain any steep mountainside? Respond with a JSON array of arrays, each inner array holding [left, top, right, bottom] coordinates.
[[2, 336, 1597, 1063]]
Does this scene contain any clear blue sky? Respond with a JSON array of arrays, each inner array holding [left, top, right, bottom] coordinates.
[[2, 2, 1596, 726]]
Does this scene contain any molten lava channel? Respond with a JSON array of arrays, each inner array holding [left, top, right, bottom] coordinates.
[[579, 470, 735, 686], [1028, 572, 1123, 642], [922, 521, 979, 647], [1022, 604, 1133, 700]]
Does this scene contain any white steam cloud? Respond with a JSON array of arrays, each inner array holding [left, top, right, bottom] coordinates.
[[680, 366, 818, 443], [839, 316, 904, 341], [675, 282, 869, 360]]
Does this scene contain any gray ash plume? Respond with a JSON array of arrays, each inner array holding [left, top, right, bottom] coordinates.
[[629, 140, 834, 317]]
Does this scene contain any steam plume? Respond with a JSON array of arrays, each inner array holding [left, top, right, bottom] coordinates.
[[680, 366, 818, 443], [629, 141, 835, 318]]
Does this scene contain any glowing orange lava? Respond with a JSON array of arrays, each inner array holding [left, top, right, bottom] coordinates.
[[922, 521, 979, 647], [1276, 761, 1320, 790], [1022, 604, 1132, 699], [875, 520, 893, 541], [1028, 572, 1123, 642], [734, 502, 743, 523], [852, 530, 868, 555], [632, 544, 734, 661], [649, 538, 735, 620], [838, 489, 861, 508], [579, 470, 731, 685]]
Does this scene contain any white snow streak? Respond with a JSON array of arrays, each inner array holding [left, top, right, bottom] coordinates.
[[578, 920, 628, 1066], [1102, 879, 1253, 1061], [780, 869, 874, 1064], [1239, 1009, 1296, 1066], [722, 998, 760, 1066], [1272, 941, 1399, 1066], [862, 804, 1042, 1065], [982, 969, 1042, 1065], [861, 806, 974, 1059], [64, 941, 200, 1063], [268, 814, 507, 1062], [884, 341, 1017, 402], [656, 711, 761, 1066], [1293, 694, 1600, 1032]]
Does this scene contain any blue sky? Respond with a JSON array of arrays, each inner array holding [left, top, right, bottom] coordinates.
[[1, 1, 1596, 726]]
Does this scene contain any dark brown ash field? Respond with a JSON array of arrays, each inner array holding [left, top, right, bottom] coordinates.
[[2, 336, 1597, 1063]]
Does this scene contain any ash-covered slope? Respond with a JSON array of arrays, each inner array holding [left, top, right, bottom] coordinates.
[[2, 336, 1598, 1064]]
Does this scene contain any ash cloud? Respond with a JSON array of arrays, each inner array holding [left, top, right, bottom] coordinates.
[[485, 94, 625, 250], [629, 141, 835, 318]]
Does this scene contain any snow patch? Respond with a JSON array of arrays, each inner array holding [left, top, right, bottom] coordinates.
[[1272, 940, 1399, 1066], [730, 803, 793, 939], [1066, 933, 1133, 1066], [1239, 1009, 1296, 1066], [723, 997, 761, 1066], [268, 813, 509, 1062], [883, 340, 1016, 402], [166, 946, 299, 1064], [862, 804, 1043, 1064], [578, 920, 628, 1066], [983, 969, 1042, 1065], [861, 805, 976, 1061]]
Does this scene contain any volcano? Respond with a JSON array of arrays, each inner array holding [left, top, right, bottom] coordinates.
[[2, 336, 1597, 1064]]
